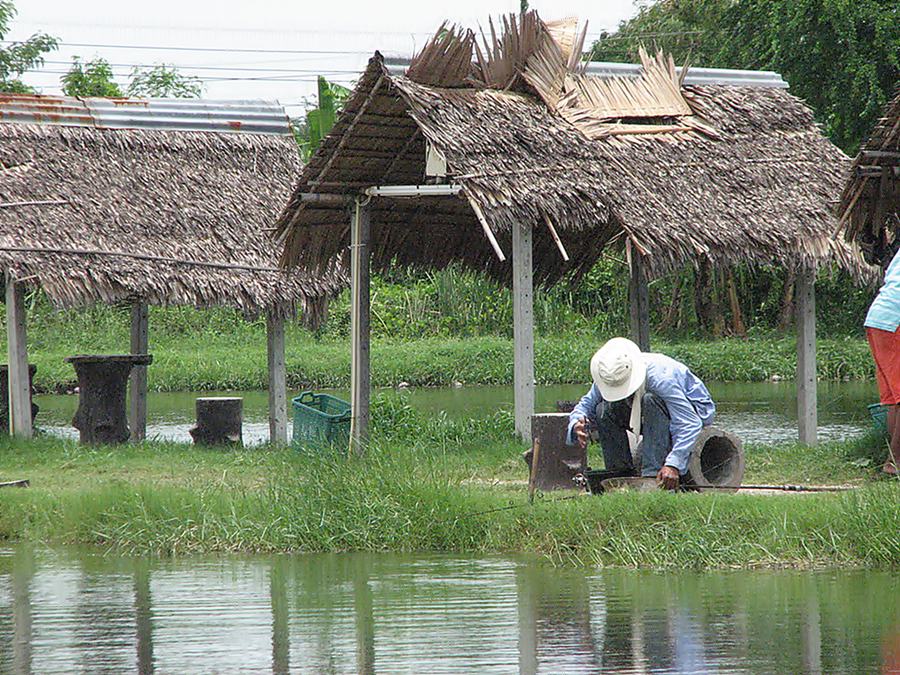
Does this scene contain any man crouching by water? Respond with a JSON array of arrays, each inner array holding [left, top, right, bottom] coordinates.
[[566, 337, 716, 490]]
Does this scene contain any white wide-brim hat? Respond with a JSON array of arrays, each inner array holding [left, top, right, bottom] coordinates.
[[590, 337, 647, 402]]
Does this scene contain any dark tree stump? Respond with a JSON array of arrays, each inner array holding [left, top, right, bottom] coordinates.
[[0, 364, 38, 432], [190, 397, 243, 447], [65, 355, 153, 445], [523, 413, 587, 491]]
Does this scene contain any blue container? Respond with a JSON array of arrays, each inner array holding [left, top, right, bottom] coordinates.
[[292, 391, 351, 448], [868, 403, 888, 435]]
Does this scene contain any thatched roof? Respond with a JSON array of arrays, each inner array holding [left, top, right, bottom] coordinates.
[[835, 89, 900, 267], [0, 95, 344, 316], [277, 14, 870, 286]]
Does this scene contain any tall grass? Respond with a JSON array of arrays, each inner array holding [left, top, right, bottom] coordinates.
[[0, 433, 896, 566]]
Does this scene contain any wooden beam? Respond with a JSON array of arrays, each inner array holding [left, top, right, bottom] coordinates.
[[513, 221, 535, 442], [296, 193, 354, 205], [542, 212, 569, 261], [465, 195, 506, 261], [129, 301, 149, 442], [267, 312, 289, 445], [5, 275, 32, 438], [796, 267, 817, 446], [628, 243, 651, 351], [859, 149, 900, 162], [349, 200, 371, 454]]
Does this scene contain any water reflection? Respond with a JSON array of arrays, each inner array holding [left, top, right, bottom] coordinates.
[[32, 379, 875, 445], [0, 548, 896, 673]]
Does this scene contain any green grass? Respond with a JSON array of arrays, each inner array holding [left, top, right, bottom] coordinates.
[[0, 289, 875, 392], [6, 328, 877, 394], [0, 425, 896, 568]]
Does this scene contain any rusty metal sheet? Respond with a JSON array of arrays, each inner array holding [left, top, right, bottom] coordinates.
[[0, 93, 292, 136]]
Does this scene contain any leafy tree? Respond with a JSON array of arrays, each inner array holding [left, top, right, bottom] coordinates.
[[591, 0, 900, 154], [0, 1, 58, 93], [61, 57, 123, 97], [292, 76, 351, 160], [127, 64, 202, 98]]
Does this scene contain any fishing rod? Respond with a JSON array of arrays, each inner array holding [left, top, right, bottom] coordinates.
[[682, 483, 852, 493]]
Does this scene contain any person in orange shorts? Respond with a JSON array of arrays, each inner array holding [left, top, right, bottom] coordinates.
[[865, 246, 900, 475]]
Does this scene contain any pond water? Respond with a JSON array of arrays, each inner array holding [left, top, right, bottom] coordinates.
[[33, 380, 877, 446], [0, 547, 896, 674]]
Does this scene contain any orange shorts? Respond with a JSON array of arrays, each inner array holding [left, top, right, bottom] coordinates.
[[867, 327, 900, 405]]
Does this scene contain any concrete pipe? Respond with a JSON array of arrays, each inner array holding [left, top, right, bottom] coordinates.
[[685, 427, 745, 492]]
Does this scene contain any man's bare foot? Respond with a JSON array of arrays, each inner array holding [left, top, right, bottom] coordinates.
[[882, 460, 898, 476]]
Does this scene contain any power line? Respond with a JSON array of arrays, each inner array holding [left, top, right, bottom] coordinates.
[[3, 27, 715, 57], [5, 40, 379, 56], [44, 60, 362, 75], [27, 69, 356, 83]]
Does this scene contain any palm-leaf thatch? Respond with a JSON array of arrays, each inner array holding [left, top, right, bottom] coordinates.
[[407, 23, 475, 88], [835, 88, 900, 267], [276, 12, 872, 287], [0, 96, 344, 317]]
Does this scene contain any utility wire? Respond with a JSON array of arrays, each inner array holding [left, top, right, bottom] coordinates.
[[43, 60, 362, 74], [2, 28, 715, 56]]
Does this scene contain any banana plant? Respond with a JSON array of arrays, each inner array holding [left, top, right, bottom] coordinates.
[[293, 76, 351, 161]]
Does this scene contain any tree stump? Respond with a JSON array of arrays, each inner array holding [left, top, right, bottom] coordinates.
[[522, 413, 587, 491], [0, 364, 38, 432], [190, 397, 243, 447], [65, 355, 153, 445]]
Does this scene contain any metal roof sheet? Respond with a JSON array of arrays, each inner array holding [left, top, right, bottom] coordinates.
[[383, 56, 788, 89], [0, 94, 293, 135]]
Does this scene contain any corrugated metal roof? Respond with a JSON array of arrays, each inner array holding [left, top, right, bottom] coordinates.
[[383, 56, 788, 89], [0, 94, 293, 135]]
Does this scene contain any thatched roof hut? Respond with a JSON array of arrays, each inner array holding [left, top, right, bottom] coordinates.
[[274, 14, 870, 448], [835, 88, 900, 267], [0, 94, 338, 443], [0, 94, 343, 317], [276, 31, 865, 286]]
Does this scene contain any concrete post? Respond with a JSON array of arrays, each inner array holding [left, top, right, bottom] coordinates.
[[513, 221, 535, 442], [267, 312, 288, 445], [129, 301, 149, 442], [796, 267, 817, 446], [5, 275, 32, 438]]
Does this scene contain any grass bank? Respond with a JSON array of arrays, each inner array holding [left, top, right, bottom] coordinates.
[[9, 329, 875, 394], [0, 410, 895, 567]]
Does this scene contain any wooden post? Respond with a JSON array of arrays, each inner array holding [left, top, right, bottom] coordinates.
[[628, 244, 650, 351], [267, 312, 288, 445], [349, 199, 371, 454], [5, 275, 32, 438], [513, 221, 535, 442], [796, 267, 817, 445], [129, 301, 149, 442]]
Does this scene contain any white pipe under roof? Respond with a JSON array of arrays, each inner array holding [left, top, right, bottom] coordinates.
[[364, 184, 463, 197]]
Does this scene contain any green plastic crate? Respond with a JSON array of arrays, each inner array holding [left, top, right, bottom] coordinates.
[[292, 391, 351, 448], [868, 403, 889, 435]]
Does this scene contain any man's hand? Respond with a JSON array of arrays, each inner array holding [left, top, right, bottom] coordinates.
[[656, 465, 680, 490], [573, 416, 589, 450]]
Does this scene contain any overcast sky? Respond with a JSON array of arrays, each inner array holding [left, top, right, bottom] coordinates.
[[10, 0, 640, 115]]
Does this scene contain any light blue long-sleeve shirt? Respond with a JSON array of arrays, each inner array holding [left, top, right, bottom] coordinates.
[[565, 353, 715, 474], [865, 248, 900, 332]]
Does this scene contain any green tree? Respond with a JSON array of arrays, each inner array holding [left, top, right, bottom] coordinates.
[[127, 64, 202, 98], [0, 1, 57, 93], [292, 76, 351, 160], [591, 0, 900, 154], [61, 57, 123, 97]]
